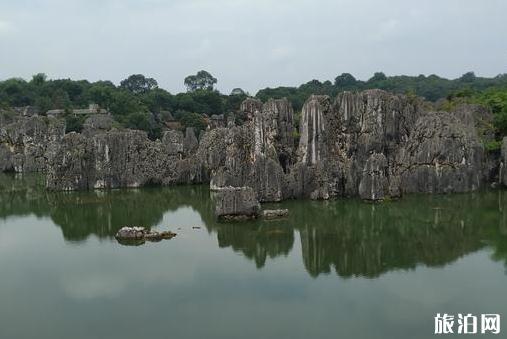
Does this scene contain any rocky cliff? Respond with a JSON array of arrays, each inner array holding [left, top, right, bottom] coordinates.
[[210, 98, 294, 202], [3, 89, 502, 202], [0, 116, 65, 172]]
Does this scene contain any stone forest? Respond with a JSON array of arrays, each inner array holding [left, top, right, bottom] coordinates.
[[1, 89, 506, 220]]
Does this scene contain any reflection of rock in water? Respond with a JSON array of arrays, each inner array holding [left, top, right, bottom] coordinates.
[[2, 173, 507, 277], [212, 221, 294, 268], [298, 193, 503, 278]]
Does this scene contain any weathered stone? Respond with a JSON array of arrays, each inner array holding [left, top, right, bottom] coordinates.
[[115, 226, 176, 244], [162, 130, 184, 156], [210, 98, 295, 202], [183, 127, 199, 155], [36, 89, 497, 202], [262, 209, 289, 219], [291, 90, 487, 199], [240, 98, 263, 121], [359, 153, 389, 201], [397, 112, 485, 194], [0, 116, 65, 172], [82, 114, 114, 137], [214, 187, 260, 220], [160, 230, 177, 239], [209, 114, 226, 129], [46, 129, 177, 190], [115, 226, 146, 240]]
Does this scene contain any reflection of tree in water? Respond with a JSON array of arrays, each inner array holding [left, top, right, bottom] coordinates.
[[296, 192, 507, 278], [48, 186, 213, 241], [2, 173, 507, 278], [485, 191, 507, 270], [0, 173, 48, 219], [0, 173, 213, 241]]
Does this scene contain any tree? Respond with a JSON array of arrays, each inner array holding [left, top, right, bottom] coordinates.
[[65, 114, 85, 133], [87, 83, 115, 109], [231, 88, 246, 96], [120, 74, 158, 94], [109, 90, 145, 116], [184, 70, 217, 92], [368, 72, 387, 82], [334, 73, 357, 88], [31, 73, 47, 86], [179, 112, 207, 131], [140, 88, 174, 113], [459, 72, 476, 83]]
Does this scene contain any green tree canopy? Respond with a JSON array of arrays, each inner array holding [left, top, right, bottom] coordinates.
[[334, 73, 357, 88], [120, 74, 158, 94], [184, 70, 217, 92]]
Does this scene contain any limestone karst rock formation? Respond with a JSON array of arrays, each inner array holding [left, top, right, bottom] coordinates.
[[211, 98, 294, 202], [0, 116, 65, 172], [214, 186, 260, 220], [3, 89, 501, 203], [396, 111, 484, 194]]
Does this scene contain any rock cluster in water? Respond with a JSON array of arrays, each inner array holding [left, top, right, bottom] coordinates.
[[2, 89, 506, 208], [214, 187, 261, 220], [115, 226, 176, 245]]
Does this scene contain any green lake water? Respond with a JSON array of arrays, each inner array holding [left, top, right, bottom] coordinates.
[[1, 173, 506, 339]]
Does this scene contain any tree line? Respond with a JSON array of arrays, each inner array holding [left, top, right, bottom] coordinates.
[[0, 70, 506, 143]]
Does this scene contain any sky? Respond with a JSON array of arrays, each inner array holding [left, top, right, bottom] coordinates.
[[0, 0, 506, 94]]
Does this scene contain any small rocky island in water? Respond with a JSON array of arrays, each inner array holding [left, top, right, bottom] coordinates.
[[1, 89, 506, 219]]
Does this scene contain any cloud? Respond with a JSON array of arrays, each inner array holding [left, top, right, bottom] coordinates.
[[0, 0, 506, 93]]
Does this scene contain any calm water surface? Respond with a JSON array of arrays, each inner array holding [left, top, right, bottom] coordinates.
[[1, 173, 506, 339]]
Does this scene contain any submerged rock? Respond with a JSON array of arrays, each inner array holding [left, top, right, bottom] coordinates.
[[214, 187, 260, 221], [262, 209, 289, 219], [115, 226, 176, 245], [115, 226, 146, 240]]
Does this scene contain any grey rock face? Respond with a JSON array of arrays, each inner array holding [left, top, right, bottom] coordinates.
[[46, 126, 229, 190], [46, 129, 177, 190], [397, 112, 485, 194], [82, 115, 114, 137], [0, 116, 65, 172], [40, 89, 494, 202], [161, 130, 184, 156], [214, 187, 260, 220], [183, 127, 199, 156], [240, 98, 263, 121], [502, 137, 507, 186], [292, 90, 487, 200], [210, 98, 295, 202], [359, 153, 389, 201]]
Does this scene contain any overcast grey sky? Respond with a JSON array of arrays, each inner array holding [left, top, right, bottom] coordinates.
[[0, 0, 506, 94]]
